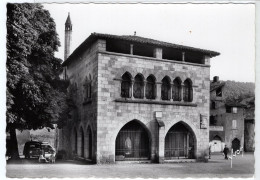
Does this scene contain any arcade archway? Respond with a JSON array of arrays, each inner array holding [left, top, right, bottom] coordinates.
[[115, 120, 150, 161], [165, 122, 196, 159]]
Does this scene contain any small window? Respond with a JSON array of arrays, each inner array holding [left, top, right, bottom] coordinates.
[[212, 101, 216, 109], [232, 120, 237, 129], [226, 106, 232, 113], [232, 107, 237, 113], [216, 88, 222, 97], [84, 75, 92, 101], [210, 115, 217, 125]]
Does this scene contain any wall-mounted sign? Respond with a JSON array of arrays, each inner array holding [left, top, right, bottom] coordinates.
[[200, 114, 207, 129], [155, 111, 162, 118]]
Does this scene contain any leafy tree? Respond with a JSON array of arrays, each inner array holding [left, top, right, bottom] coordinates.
[[6, 3, 69, 159], [223, 81, 255, 103]]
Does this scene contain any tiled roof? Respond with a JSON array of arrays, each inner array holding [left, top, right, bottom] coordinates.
[[210, 81, 225, 92], [63, 32, 220, 66]]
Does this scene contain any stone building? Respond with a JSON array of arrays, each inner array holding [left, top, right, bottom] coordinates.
[[58, 14, 220, 163], [241, 97, 255, 152], [209, 77, 246, 152]]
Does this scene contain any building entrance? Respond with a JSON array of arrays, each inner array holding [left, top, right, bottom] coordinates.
[[165, 122, 195, 159], [115, 120, 150, 161], [232, 138, 240, 152]]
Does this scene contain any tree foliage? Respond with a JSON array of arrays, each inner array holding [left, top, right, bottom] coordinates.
[[223, 80, 255, 103], [7, 3, 69, 132]]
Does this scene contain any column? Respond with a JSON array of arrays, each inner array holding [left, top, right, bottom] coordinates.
[[181, 83, 184, 102], [182, 52, 185, 62], [156, 82, 162, 101], [158, 126, 165, 163], [131, 79, 134, 99], [153, 48, 163, 59], [130, 44, 133, 55], [170, 83, 173, 101], [143, 80, 147, 99], [204, 55, 210, 65]]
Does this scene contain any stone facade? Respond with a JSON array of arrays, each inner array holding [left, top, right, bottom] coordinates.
[[209, 78, 245, 152], [59, 32, 219, 164]]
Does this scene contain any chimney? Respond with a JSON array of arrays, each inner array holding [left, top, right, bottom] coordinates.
[[213, 76, 219, 82]]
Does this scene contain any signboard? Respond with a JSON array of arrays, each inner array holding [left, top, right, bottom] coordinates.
[[200, 114, 207, 129], [209, 126, 224, 131], [155, 111, 162, 118]]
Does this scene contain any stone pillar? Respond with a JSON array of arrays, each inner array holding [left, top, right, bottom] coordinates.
[[130, 44, 133, 55], [181, 83, 184, 102], [182, 52, 185, 62], [131, 80, 134, 99], [158, 126, 165, 163], [156, 82, 162, 101], [153, 48, 163, 59], [96, 39, 106, 51], [204, 55, 210, 65], [143, 80, 147, 99], [170, 83, 173, 101]]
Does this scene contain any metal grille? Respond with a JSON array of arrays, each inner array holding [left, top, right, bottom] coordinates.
[[116, 125, 149, 161], [165, 132, 187, 159], [165, 122, 195, 159]]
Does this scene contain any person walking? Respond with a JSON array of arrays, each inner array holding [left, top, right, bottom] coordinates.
[[223, 145, 229, 160]]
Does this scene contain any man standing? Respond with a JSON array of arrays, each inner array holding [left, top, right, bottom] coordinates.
[[223, 145, 229, 160]]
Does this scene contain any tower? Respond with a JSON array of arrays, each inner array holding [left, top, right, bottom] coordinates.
[[64, 13, 72, 60]]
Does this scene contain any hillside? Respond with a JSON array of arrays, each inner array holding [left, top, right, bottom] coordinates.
[[224, 80, 255, 103]]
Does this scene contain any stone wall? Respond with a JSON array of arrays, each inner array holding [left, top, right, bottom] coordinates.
[[96, 49, 211, 163], [244, 119, 255, 152], [58, 40, 105, 162], [210, 91, 244, 150]]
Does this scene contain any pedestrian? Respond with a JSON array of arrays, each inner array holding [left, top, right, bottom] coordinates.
[[223, 145, 229, 160]]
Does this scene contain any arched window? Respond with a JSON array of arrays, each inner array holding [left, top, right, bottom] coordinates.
[[133, 74, 144, 99], [121, 72, 132, 98], [183, 79, 193, 102], [84, 75, 92, 101], [161, 77, 171, 100], [172, 78, 182, 101], [145, 75, 156, 99]]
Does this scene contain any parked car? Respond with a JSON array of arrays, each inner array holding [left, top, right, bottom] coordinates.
[[41, 143, 56, 159], [23, 141, 42, 159], [23, 141, 56, 160]]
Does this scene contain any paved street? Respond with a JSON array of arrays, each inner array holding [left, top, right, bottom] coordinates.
[[6, 153, 254, 178]]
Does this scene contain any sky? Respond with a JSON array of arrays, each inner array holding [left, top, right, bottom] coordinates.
[[44, 4, 254, 83]]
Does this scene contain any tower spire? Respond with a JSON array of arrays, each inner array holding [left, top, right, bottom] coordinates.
[[64, 12, 72, 60]]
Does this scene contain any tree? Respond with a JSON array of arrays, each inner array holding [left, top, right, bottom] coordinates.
[[6, 3, 69, 159]]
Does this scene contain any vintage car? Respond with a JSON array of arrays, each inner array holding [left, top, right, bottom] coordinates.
[[23, 141, 56, 160], [23, 141, 42, 159]]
